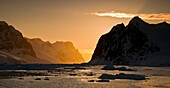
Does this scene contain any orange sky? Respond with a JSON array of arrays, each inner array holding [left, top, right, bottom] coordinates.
[[0, 0, 170, 62]]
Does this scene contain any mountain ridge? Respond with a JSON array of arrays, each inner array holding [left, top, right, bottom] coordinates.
[[27, 38, 85, 64], [89, 16, 170, 66], [0, 21, 85, 64]]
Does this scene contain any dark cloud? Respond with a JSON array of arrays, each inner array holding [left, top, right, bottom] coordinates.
[[138, 0, 170, 14]]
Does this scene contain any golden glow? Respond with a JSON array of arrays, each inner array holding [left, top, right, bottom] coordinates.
[[92, 11, 170, 21], [1, 1, 170, 62], [79, 49, 94, 62], [79, 49, 94, 54]]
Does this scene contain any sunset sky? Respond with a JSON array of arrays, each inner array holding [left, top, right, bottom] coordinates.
[[0, 0, 170, 62]]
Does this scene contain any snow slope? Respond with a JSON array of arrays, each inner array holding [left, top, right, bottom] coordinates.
[[0, 51, 25, 64]]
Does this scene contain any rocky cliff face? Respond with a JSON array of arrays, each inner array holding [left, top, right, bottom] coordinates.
[[0, 21, 36, 58], [89, 17, 170, 66], [27, 38, 85, 64], [0, 21, 41, 64]]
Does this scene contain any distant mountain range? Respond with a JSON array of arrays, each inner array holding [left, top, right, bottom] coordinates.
[[0, 21, 84, 64], [89, 16, 170, 66], [27, 38, 84, 64]]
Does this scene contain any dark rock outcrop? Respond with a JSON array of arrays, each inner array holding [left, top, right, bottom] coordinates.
[[99, 73, 146, 80]]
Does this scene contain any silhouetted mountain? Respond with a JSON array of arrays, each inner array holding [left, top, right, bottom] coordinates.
[[27, 38, 85, 64], [89, 16, 170, 66]]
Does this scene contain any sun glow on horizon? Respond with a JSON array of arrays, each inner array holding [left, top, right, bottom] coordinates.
[[79, 49, 94, 62]]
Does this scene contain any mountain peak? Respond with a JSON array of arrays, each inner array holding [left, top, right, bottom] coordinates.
[[0, 21, 8, 26], [130, 16, 144, 23], [110, 23, 125, 32], [131, 16, 141, 20], [159, 21, 169, 25], [127, 16, 146, 28]]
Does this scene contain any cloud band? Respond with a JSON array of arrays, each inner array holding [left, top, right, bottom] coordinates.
[[91, 11, 170, 21]]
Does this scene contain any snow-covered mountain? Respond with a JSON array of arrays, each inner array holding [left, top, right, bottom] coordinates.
[[0, 21, 50, 64], [27, 38, 85, 64], [0, 21, 36, 57], [89, 16, 170, 66], [0, 21, 84, 64]]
